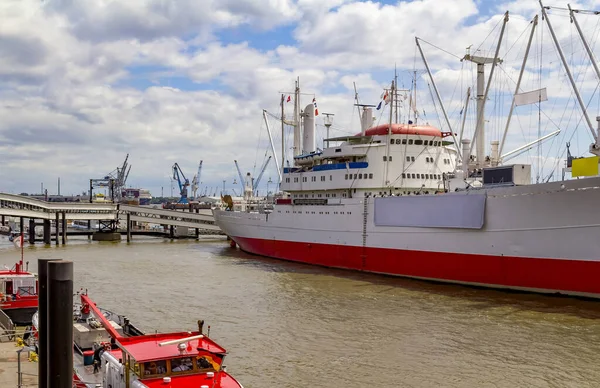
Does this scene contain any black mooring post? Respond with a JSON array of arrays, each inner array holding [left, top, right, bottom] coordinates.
[[61, 212, 67, 245], [38, 258, 60, 388], [47, 260, 73, 388], [29, 219, 36, 244]]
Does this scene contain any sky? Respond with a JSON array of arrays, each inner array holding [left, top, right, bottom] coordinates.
[[2, 0, 600, 197]]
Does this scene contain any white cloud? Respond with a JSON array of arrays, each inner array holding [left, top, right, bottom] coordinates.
[[0, 0, 599, 196]]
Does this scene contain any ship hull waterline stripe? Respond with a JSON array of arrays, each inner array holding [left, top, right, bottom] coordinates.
[[231, 236, 600, 299]]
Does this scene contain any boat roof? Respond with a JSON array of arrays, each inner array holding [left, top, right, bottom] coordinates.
[[142, 371, 241, 388], [0, 271, 35, 277], [357, 123, 443, 137], [118, 332, 227, 363]]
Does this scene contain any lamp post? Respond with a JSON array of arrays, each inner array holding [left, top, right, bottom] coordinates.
[[323, 113, 334, 149]]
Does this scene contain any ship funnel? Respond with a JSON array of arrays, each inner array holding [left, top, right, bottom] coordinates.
[[462, 139, 471, 179], [361, 107, 374, 135], [302, 103, 315, 154]]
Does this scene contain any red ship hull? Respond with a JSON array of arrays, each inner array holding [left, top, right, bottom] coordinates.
[[233, 236, 600, 298]]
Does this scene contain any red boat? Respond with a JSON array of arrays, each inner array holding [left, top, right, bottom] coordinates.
[[71, 293, 244, 388], [0, 259, 37, 325]]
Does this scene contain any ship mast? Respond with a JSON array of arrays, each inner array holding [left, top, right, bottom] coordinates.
[[280, 93, 285, 176], [462, 11, 508, 169], [293, 78, 301, 162]]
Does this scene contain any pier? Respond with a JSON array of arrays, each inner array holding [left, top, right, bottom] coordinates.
[[0, 193, 222, 245]]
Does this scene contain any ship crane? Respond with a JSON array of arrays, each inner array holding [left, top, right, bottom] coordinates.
[[191, 160, 203, 200], [172, 163, 190, 204], [234, 156, 272, 199], [253, 156, 272, 194]]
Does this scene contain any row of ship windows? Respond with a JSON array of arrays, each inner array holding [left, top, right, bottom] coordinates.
[[278, 211, 353, 215], [402, 173, 442, 180], [345, 173, 373, 180], [383, 156, 451, 164], [390, 139, 442, 146], [292, 193, 338, 198]]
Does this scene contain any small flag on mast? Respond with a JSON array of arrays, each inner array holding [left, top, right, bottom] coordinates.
[[313, 97, 319, 116], [287, 95, 291, 103]]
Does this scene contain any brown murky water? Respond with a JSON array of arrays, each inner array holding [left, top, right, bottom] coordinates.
[[0, 236, 599, 387]]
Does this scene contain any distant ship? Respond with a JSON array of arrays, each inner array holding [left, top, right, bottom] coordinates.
[[139, 189, 152, 205], [120, 188, 152, 206]]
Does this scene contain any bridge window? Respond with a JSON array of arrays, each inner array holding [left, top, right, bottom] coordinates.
[[294, 178, 298, 183], [417, 174, 421, 179], [389, 156, 393, 161], [359, 174, 363, 179], [434, 141, 438, 146], [321, 176, 325, 181], [411, 156, 415, 162], [406, 156, 410, 162], [354, 174, 357, 179], [412, 173, 415, 179], [171, 357, 194, 373], [414, 140, 423, 145], [143, 360, 167, 376], [402, 173, 406, 178]]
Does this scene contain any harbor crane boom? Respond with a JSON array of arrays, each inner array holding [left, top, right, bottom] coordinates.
[[172, 163, 190, 204], [191, 160, 203, 199], [253, 156, 272, 191], [234, 160, 245, 193]]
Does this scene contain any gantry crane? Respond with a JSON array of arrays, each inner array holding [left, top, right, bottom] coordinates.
[[172, 163, 190, 204]]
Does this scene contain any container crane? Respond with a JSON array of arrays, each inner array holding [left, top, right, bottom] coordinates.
[[191, 160, 203, 200], [172, 163, 190, 204]]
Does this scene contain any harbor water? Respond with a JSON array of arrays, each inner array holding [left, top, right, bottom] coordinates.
[[1, 236, 599, 387]]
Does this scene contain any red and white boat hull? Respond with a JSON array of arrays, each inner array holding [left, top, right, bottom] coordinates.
[[214, 177, 600, 298]]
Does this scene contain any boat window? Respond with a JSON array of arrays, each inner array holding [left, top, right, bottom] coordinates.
[[345, 174, 348, 180], [369, 173, 373, 179], [143, 360, 167, 376], [171, 357, 194, 374], [411, 156, 415, 162], [402, 173, 406, 178], [425, 174, 429, 179], [390, 139, 395, 144], [406, 156, 410, 162], [389, 156, 393, 161], [402, 139, 407, 145], [383, 156, 387, 161], [411, 173, 416, 179], [414, 140, 423, 145], [359, 174, 363, 179], [354, 174, 357, 179], [430, 140, 434, 146], [417, 174, 421, 179], [434, 141, 438, 146], [408, 139, 413, 145], [330, 175, 332, 181]]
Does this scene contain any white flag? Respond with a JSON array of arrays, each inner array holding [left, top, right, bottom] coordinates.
[[515, 87, 547, 106]]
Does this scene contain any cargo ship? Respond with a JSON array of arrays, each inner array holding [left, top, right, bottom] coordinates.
[[214, 8, 600, 299]]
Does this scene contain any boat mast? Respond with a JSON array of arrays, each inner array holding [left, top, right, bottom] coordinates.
[[384, 80, 395, 187], [394, 66, 399, 124], [413, 70, 417, 123], [463, 11, 508, 168], [540, 1, 598, 149], [280, 94, 285, 176], [499, 15, 538, 157], [415, 37, 462, 160], [567, 3, 600, 153], [293, 78, 301, 161]]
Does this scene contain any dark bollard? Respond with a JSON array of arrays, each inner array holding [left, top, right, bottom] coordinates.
[[38, 258, 60, 388], [47, 260, 73, 388], [126, 213, 131, 242]]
